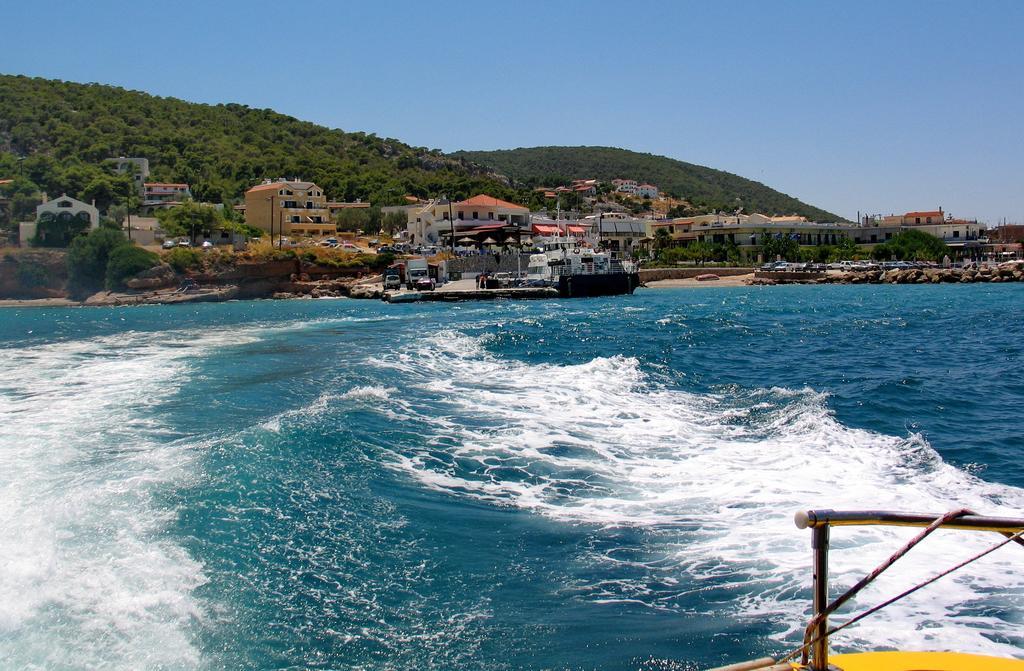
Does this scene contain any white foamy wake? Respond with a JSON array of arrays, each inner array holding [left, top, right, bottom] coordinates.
[[0, 328, 262, 669], [372, 330, 1024, 658]]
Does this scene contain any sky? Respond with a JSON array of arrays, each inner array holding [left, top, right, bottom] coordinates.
[[2, 0, 1022, 223]]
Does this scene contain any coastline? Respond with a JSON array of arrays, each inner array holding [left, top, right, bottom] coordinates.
[[645, 274, 753, 288]]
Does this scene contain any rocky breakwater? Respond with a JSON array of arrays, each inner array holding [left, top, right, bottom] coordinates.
[[747, 261, 1024, 286]]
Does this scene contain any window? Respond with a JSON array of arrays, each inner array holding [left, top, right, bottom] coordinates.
[[870, 234, 878, 243], [885, 232, 892, 240], [953, 230, 960, 238], [472, 211, 478, 219], [915, 217, 921, 224], [488, 212, 494, 219], [291, 216, 299, 223], [306, 201, 313, 209], [457, 212, 464, 220], [312, 216, 322, 223], [58, 200, 72, 208], [926, 217, 933, 224]]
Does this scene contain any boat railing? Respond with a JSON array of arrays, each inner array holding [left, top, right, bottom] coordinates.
[[710, 509, 1024, 671], [793, 509, 1024, 671], [550, 261, 636, 277]]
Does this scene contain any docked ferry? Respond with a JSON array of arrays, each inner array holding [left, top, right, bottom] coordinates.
[[524, 235, 640, 298]]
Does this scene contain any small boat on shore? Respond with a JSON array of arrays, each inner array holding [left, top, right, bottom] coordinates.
[[710, 508, 1024, 671]]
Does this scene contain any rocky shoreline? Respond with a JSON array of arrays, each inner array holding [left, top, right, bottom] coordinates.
[[747, 262, 1024, 286]]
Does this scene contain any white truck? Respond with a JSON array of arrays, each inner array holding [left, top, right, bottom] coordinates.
[[405, 258, 434, 291]]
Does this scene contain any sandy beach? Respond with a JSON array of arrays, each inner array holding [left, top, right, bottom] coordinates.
[[0, 297, 81, 308], [645, 274, 754, 288]]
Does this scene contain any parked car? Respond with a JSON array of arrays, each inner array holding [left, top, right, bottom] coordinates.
[[413, 276, 435, 291], [162, 239, 177, 249], [201, 240, 214, 249], [177, 240, 192, 247], [341, 242, 358, 250]]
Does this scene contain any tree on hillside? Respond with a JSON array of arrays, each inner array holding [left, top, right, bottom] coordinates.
[[156, 202, 225, 241]]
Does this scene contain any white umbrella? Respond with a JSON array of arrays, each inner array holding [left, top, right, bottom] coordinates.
[[482, 237, 497, 244], [458, 237, 476, 243]]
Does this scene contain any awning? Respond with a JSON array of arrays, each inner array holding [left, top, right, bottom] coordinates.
[[567, 225, 586, 234], [532, 224, 560, 235], [463, 223, 505, 233]]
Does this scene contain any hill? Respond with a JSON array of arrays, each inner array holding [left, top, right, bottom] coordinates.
[[452, 146, 844, 221], [0, 74, 513, 209]]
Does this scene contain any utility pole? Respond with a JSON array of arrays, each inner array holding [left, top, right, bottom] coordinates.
[[446, 195, 455, 254]]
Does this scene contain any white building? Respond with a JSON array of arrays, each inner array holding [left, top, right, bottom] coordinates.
[[111, 157, 150, 197], [612, 179, 638, 195], [20, 193, 100, 245], [637, 184, 659, 199]]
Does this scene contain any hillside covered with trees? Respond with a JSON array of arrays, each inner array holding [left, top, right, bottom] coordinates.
[[453, 146, 844, 221], [0, 75, 841, 231], [0, 75, 514, 213]]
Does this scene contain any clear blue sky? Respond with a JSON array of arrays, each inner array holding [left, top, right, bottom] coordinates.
[[2, 1, 1022, 223]]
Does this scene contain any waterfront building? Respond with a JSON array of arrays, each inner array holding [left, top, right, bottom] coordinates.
[[651, 207, 989, 258], [406, 194, 530, 245], [244, 179, 334, 238]]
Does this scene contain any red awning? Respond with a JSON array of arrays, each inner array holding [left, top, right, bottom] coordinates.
[[567, 225, 586, 234], [532, 224, 560, 235]]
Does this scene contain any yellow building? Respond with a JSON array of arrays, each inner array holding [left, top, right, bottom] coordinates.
[[244, 180, 334, 238]]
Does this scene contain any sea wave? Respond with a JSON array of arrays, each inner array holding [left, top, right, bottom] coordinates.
[[0, 331, 220, 668], [371, 329, 1024, 657]]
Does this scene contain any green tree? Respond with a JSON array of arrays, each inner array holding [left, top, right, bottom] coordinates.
[[831, 236, 860, 260], [381, 210, 407, 235], [870, 229, 948, 261], [105, 245, 159, 289], [654, 226, 671, 251], [687, 241, 716, 266], [66, 228, 128, 294], [156, 202, 225, 240], [334, 207, 370, 233], [759, 230, 800, 261]]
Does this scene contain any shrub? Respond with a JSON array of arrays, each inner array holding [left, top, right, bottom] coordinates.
[[67, 228, 128, 295], [106, 245, 159, 289], [164, 247, 203, 272]]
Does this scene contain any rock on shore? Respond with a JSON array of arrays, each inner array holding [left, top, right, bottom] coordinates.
[[747, 262, 1024, 286]]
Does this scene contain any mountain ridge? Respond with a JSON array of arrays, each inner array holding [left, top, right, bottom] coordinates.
[[453, 145, 844, 221]]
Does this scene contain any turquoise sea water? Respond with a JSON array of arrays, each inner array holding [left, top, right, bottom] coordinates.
[[1, 284, 1023, 670]]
